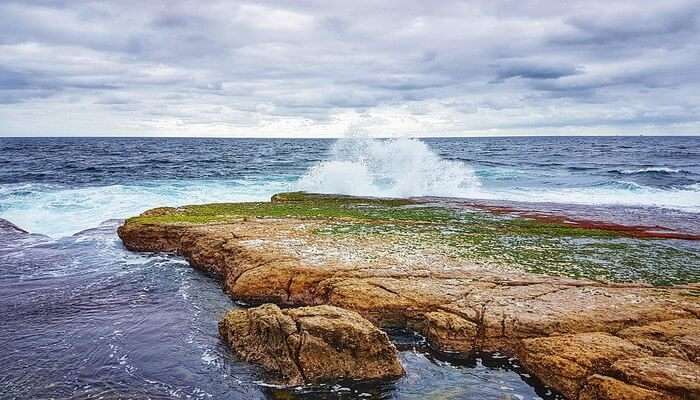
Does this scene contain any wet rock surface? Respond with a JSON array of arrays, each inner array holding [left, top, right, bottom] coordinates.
[[118, 193, 700, 399], [219, 304, 404, 385]]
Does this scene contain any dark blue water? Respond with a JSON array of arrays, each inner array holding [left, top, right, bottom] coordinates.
[[2, 136, 699, 399], [2, 136, 699, 189]]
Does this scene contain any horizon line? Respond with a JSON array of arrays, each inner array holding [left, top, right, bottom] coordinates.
[[2, 134, 700, 139]]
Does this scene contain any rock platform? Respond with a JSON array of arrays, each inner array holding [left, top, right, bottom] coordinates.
[[118, 192, 700, 398]]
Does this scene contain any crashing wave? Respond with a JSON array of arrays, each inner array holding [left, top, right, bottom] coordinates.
[[295, 138, 482, 198]]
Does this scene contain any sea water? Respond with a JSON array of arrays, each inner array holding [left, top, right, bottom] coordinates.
[[2, 136, 698, 238]]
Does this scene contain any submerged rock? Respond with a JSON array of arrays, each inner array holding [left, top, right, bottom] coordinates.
[[118, 192, 700, 399], [218, 304, 404, 385]]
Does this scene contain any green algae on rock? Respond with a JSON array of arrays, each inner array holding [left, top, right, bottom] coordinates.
[[125, 192, 700, 285]]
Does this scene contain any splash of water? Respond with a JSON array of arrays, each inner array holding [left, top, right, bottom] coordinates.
[[295, 138, 482, 198], [295, 138, 700, 213]]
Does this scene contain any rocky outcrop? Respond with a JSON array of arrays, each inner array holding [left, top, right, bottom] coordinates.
[[118, 195, 700, 399], [516, 327, 700, 399], [0, 218, 49, 247], [218, 304, 404, 385]]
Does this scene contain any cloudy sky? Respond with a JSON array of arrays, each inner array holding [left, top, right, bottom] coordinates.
[[1, 0, 699, 137]]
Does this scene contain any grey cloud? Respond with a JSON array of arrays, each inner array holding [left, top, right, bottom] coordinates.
[[493, 62, 581, 81], [0, 68, 30, 90], [560, 2, 700, 45], [0, 0, 699, 136]]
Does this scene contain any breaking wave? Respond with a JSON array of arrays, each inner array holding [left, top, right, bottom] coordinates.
[[481, 184, 700, 213], [0, 180, 288, 238], [295, 138, 482, 198], [2, 137, 699, 238], [296, 138, 700, 213]]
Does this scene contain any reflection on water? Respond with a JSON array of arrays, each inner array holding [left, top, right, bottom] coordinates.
[[0, 220, 561, 399]]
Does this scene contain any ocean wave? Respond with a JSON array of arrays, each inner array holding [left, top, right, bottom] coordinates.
[[295, 138, 481, 198], [611, 167, 685, 175], [476, 185, 700, 213], [296, 138, 700, 213], [3, 138, 700, 237]]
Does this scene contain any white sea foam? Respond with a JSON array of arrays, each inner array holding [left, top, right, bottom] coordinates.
[[479, 185, 700, 213], [295, 138, 482, 198], [0, 180, 290, 238], [616, 167, 683, 174]]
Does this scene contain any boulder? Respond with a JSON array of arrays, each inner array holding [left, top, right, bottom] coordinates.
[[578, 375, 678, 400], [218, 304, 404, 385], [611, 357, 700, 399]]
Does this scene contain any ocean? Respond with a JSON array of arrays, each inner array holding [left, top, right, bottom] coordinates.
[[1, 136, 699, 399]]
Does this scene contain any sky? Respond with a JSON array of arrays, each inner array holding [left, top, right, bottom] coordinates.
[[1, 1, 699, 137]]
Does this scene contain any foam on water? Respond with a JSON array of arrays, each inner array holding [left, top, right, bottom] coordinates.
[[0, 180, 290, 238], [2, 137, 699, 238], [480, 184, 700, 213], [616, 167, 683, 174]]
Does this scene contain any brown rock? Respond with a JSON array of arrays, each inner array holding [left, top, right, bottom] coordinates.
[[218, 304, 404, 385], [517, 332, 650, 399], [421, 310, 479, 354], [117, 221, 183, 253], [617, 319, 700, 362], [611, 356, 700, 399], [578, 375, 679, 400]]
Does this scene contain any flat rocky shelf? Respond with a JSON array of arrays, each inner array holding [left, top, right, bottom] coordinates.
[[118, 192, 700, 400]]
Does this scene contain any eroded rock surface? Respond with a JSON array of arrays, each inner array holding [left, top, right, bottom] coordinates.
[[218, 304, 404, 385], [118, 194, 700, 399]]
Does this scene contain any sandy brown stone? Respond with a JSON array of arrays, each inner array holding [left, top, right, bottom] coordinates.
[[578, 375, 679, 400], [421, 310, 479, 354], [617, 319, 700, 362], [118, 204, 700, 399], [218, 304, 404, 385], [516, 332, 651, 399], [611, 357, 700, 399]]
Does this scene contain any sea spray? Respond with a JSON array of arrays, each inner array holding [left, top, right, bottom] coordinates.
[[295, 138, 482, 198], [294, 137, 700, 212]]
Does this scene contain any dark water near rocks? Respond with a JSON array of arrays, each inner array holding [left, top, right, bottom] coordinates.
[[2, 136, 699, 399], [0, 220, 561, 399]]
